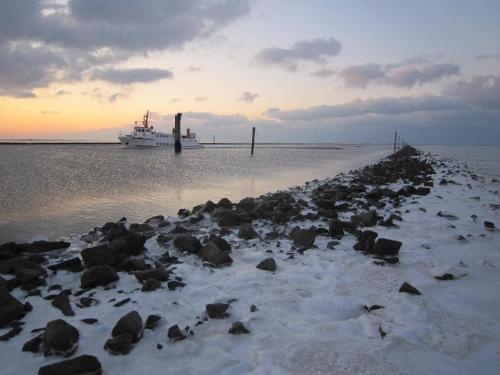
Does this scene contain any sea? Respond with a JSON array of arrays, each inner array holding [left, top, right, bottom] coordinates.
[[0, 143, 498, 243]]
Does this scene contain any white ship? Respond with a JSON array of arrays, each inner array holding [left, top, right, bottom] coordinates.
[[119, 111, 202, 149]]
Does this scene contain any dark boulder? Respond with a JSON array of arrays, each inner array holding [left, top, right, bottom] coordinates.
[[373, 238, 402, 256], [15, 267, 45, 283], [141, 278, 161, 292], [228, 321, 250, 334], [328, 220, 344, 239], [22, 334, 43, 352], [173, 235, 202, 254], [134, 268, 169, 282], [238, 224, 259, 240], [167, 280, 186, 290], [237, 197, 257, 212], [198, 242, 233, 267], [42, 319, 79, 356], [351, 211, 378, 227], [203, 200, 217, 213], [145, 315, 162, 330], [484, 221, 496, 229], [0, 258, 45, 275], [0, 292, 25, 327], [167, 324, 185, 341], [206, 303, 230, 319], [292, 228, 317, 249], [104, 334, 133, 355], [0, 326, 23, 341], [218, 212, 243, 227], [18, 241, 70, 254], [170, 225, 190, 234], [109, 232, 146, 256], [415, 187, 431, 196], [38, 355, 102, 375], [81, 245, 123, 268], [208, 234, 231, 252], [256, 258, 276, 272], [399, 282, 421, 295], [111, 311, 142, 342], [52, 293, 75, 316], [217, 198, 233, 209], [353, 230, 378, 252], [434, 273, 454, 281], [117, 257, 150, 272], [48, 258, 82, 273], [80, 266, 119, 289], [0, 242, 18, 260]]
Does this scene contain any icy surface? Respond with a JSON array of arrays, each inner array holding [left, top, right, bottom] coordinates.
[[1, 152, 499, 375]]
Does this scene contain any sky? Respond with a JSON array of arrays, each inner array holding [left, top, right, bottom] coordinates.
[[0, 0, 499, 144]]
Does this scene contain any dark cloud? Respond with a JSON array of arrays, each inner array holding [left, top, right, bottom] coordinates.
[[255, 37, 341, 71], [445, 75, 500, 109], [91, 68, 173, 84], [339, 62, 460, 88], [0, 0, 251, 96], [310, 68, 335, 78], [238, 91, 259, 102], [264, 95, 465, 121]]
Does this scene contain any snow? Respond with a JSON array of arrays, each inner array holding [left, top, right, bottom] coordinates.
[[2, 151, 500, 375]]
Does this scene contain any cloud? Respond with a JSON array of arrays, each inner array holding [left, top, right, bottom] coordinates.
[[238, 91, 259, 102], [40, 110, 59, 115], [339, 62, 460, 88], [170, 98, 182, 103], [445, 75, 500, 109], [0, 0, 251, 96], [310, 68, 335, 78], [264, 95, 465, 121], [188, 65, 202, 72], [476, 53, 500, 60], [255, 37, 342, 71], [195, 96, 207, 102], [339, 64, 386, 88], [91, 68, 173, 84], [55, 90, 71, 96]]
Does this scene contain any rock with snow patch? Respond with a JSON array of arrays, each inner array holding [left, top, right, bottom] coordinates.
[[228, 321, 250, 334], [167, 324, 186, 341], [104, 334, 133, 355], [42, 319, 79, 356], [111, 311, 142, 342], [22, 334, 42, 352], [198, 242, 233, 267], [372, 238, 402, 256], [399, 282, 421, 295], [353, 230, 378, 253], [173, 235, 202, 254]]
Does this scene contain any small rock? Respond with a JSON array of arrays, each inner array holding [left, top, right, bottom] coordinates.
[[141, 278, 161, 292], [238, 224, 259, 240], [292, 228, 317, 249], [167, 324, 185, 341], [372, 238, 402, 256], [0, 326, 22, 341], [484, 221, 496, 229], [256, 258, 276, 272], [111, 311, 142, 342], [22, 334, 42, 352], [48, 258, 82, 273], [434, 273, 454, 281], [198, 242, 233, 267], [134, 268, 169, 282], [173, 235, 202, 254], [104, 334, 133, 355], [145, 315, 162, 330], [399, 282, 421, 295], [228, 321, 250, 334], [80, 266, 119, 289], [167, 280, 186, 290], [113, 298, 131, 307], [52, 293, 75, 316], [81, 318, 98, 325], [250, 305, 258, 313], [206, 303, 230, 319]]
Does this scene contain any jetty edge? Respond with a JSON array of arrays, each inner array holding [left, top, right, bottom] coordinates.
[[1, 145, 499, 374]]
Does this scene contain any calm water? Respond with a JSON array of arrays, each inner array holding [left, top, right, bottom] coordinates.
[[0, 144, 391, 243]]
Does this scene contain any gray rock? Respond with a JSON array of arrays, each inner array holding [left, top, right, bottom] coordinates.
[[373, 238, 402, 256], [208, 234, 231, 252], [134, 268, 169, 282], [145, 315, 162, 330], [238, 224, 259, 240], [484, 221, 495, 229], [109, 232, 146, 256], [198, 242, 233, 267], [351, 210, 378, 227], [292, 228, 317, 249], [173, 235, 202, 254], [38, 355, 102, 375], [48, 258, 82, 273], [52, 293, 75, 316], [167, 324, 185, 341], [206, 303, 230, 319], [0, 292, 25, 327], [141, 278, 161, 292], [22, 334, 42, 352], [42, 319, 79, 356], [81, 245, 122, 268], [399, 282, 421, 295], [256, 258, 276, 272], [111, 311, 142, 342], [217, 197, 233, 209], [104, 334, 133, 355], [228, 321, 250, 334], [80, 266, 119, 289]]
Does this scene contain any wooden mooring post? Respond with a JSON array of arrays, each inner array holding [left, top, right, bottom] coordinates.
[[175, 113, 182, 153], [251, 126, 256, 155], [393, 131, 397, 153]]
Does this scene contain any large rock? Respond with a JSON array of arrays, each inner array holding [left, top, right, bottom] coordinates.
[[0, 292, 25, 327], [208, 234, 231, 252], [173, 235, 202, 254], [237, 197, 257, 212], [373, 238, 402, 256], [292, 228, 317, 249], [198, 242, 233, 267], [18, 241, 70, 254], [351, 211, 378, 227], [15, 267, 45, 283], [134, 268, 169, 282], [48, 258, 83, 273], [217, 197, 233, 209], [256, 258, 276, 272], [109, 232, 146, 256], [238, 224, 259, 240], [218, 212, 243, 227], [42, 319, 79, 356], [80, 266, 119, 288], [0, 258, 45, 275], [111, 311, 143, 342], [81, 245, 123, 268], [38, 355, 102, 375], [329, 219, 345, 239], [353, 230, 378, 252]]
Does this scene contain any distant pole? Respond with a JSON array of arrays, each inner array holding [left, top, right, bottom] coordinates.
[[251, 126, 256, 155], [393, 131, 397, 153], [213, 135, 215, 144], [175, 113, 182, 153]]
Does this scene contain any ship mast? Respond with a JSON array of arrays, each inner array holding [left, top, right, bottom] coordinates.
[[142, 111, 149, 128]]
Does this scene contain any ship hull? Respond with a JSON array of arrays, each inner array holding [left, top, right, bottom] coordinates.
[[118, 136, 203, 148]]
